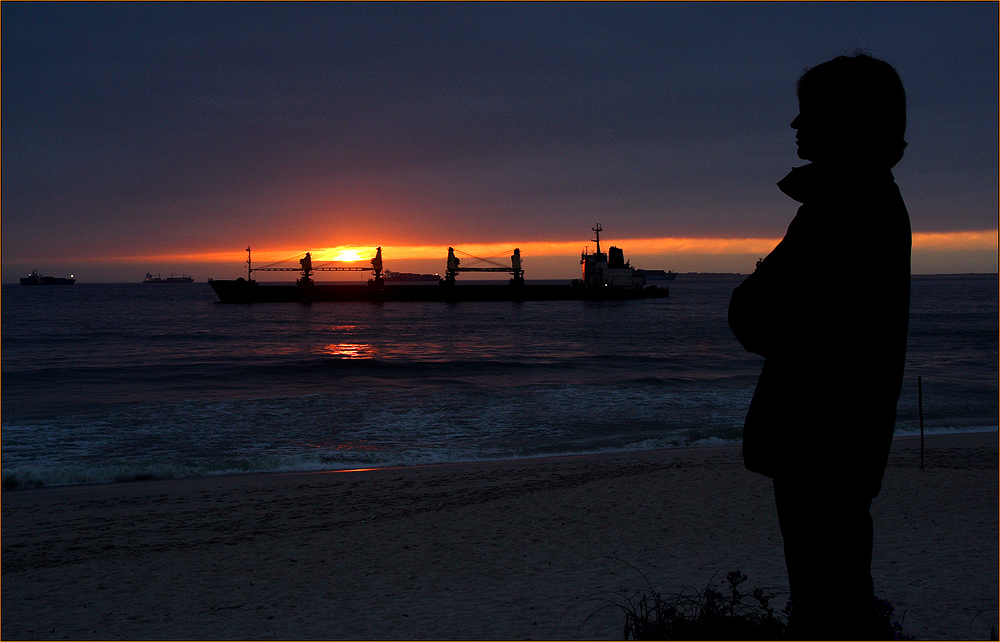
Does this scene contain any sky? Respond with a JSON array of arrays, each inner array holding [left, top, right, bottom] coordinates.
[[3, 2, 997, 282]]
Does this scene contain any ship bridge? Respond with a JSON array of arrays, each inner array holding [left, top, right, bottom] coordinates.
[[580, 223, 643, 289]]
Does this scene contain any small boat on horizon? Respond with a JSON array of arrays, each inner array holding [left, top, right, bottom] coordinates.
[[383, 269, 440, 283], [20, 269, 75, 285], [143, 273, 195, 283], [634, 268, 677, 282]]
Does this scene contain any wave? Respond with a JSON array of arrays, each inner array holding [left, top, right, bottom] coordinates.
[[4, 425, 993, 491], [892, 424, 998, 438], [0, 433, 741, 490], [4, 349, 748, 382]]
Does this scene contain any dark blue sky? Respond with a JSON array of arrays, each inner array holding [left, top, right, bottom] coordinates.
[[3, 2, 997, 280]]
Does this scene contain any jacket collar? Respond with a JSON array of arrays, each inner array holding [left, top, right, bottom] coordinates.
[[778, 163, 894, 203]]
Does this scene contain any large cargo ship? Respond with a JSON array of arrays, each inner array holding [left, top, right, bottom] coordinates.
[[208, 225, 669, 303], [20, 269, 76, 285]]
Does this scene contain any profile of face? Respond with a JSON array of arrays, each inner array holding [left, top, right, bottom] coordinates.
[[790, 99, 849, 165]]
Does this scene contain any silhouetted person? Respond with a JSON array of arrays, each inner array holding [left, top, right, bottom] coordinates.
[[728, 53, 911, 640]]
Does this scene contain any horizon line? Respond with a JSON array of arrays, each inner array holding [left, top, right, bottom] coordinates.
[[12, 229, 998, 266]]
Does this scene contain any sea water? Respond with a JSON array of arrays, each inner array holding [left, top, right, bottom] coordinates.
[[2, 274, 997, 488]]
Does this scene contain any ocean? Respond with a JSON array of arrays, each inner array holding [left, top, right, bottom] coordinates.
[[3, 274, 997, 489]]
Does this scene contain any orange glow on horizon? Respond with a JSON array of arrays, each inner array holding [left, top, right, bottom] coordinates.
[[65, 229, 998, 265], [911, 230, 998, 251]]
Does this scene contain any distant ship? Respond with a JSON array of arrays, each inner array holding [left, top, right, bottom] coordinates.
[[20, 269, 75, 285], [634, 268, 677, 282], [143, 273, 194, 283], [383, 269, 440, 283]]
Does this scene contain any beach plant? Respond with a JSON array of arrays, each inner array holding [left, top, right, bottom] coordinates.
[[967, 605, 998, 641], [874, 596, 913, 641], [617, 569, 788, 640], [586, 561, 912, 640]]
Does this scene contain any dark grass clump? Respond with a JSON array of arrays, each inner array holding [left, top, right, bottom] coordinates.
[[620, 570, 788, 641], [587, 563, 913, 640]]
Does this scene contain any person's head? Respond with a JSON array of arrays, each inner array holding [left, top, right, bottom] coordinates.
[[791, 53, 907, 169]]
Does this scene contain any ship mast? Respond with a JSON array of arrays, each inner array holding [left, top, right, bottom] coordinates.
[[246, 246, 252, 281], [592, 223, 603, 255]]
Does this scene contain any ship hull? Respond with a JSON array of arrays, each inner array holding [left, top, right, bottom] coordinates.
[[20, 276, 76, 285], [207, 279, 668, 303]]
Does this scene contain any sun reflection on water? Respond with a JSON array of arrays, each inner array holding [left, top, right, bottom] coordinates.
[[320, 343, 377, 359]]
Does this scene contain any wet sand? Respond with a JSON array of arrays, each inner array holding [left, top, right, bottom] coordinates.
[[2, 432, 997, 639]]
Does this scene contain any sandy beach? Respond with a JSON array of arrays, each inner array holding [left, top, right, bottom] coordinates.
[[2, 432, 996, 640]]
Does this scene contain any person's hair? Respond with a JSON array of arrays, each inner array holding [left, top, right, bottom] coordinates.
[[797, 53, 907, 168]]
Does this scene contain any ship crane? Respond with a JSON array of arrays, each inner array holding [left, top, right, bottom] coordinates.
[[245, 246, 385, 286], [443, 247, 524, 286]]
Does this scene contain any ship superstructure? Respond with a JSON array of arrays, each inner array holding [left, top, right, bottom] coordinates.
[[578, 223, 644, 289]]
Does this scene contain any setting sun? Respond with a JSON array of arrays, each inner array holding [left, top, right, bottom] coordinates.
[[316, 248, 368, 263]]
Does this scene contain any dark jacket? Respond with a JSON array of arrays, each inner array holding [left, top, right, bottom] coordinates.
[[728, 163, 911, 497]]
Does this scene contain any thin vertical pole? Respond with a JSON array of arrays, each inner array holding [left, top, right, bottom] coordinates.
[[918, 376, 924, 471]]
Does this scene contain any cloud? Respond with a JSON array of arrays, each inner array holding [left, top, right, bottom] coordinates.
[[2, 3, 997, 281]]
